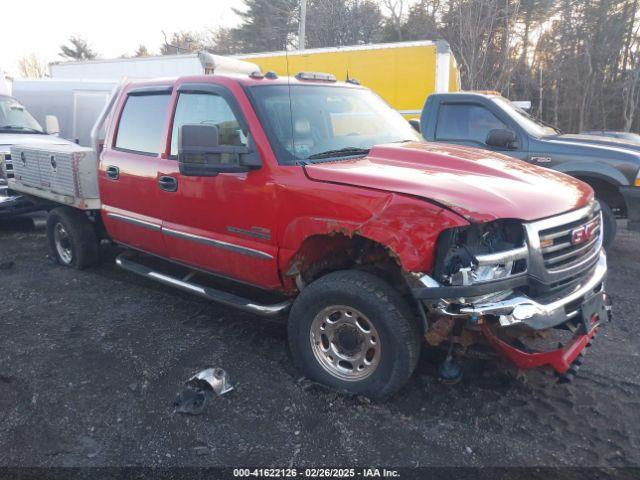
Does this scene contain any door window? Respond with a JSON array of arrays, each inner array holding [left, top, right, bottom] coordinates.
[[435, 104, 508, 145], [170, 92, 247, 157], [115, 93, 171, 155]]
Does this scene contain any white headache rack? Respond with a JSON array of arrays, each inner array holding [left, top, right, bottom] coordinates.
[[49, 52, 260, 80], [8, 144, 100, 210]]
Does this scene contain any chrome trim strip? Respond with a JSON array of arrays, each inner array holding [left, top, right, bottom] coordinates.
[[107, 212, 161, 231], [162, 227, 273, 260], [149, 271, 206, 294], [460, 252, 607, 329], [544, 236, 599, 266], [527, 202, 598, 233], [475, 245, 528, 266]]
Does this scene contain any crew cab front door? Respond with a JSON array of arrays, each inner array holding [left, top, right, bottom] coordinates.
[[433, 102, 529, 161], [99, 86, 173, 256], [156, 83, 281, 289]]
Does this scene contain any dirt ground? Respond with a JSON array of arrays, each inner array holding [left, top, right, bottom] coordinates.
[[0, 214, 638, 469]]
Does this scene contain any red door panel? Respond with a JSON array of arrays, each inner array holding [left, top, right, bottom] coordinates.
[[99, 150, 167, 255], [157, 161, 281, 289]]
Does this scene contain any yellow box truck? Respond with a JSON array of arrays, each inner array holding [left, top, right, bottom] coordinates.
[[238, 40, 460, 117]]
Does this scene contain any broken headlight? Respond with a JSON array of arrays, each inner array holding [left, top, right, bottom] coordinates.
[[434, 220, 528, 286]]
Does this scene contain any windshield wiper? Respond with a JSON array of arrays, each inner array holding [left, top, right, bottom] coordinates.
[[307, 147, 370, 160], [0, 125, 45, 134], [515, 109, 563, 134], [533, 116, 563, 135]]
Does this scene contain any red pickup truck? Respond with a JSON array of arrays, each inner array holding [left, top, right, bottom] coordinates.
[[12, 72, 610, 398]]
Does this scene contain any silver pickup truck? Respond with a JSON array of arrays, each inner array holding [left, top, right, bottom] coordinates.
[[0, 94, 72, 218]]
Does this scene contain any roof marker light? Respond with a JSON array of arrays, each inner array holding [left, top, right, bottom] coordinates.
[[295, 72, 337, 82], [265, 71, 279, 79], [249, 71, 264, 79]]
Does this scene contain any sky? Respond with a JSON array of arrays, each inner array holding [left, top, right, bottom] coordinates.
[[1, 0, 244, 78]]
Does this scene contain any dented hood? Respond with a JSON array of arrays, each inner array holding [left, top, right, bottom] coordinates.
[[304, 142, 593, 223]]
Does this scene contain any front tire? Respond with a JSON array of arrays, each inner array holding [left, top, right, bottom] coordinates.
[[46, 207, 99, 270], [288, 270, 420, 399]]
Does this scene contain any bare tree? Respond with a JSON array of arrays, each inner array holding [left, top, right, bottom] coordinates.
[[161, 31, 203, 55], [305, 0, 382, 48], [442, 0, 520, 91], [381, 0, 406, 41], [18, 53, 48, 78]]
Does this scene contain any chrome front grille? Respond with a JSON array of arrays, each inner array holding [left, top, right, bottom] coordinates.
[[524, 203, 603, 287], [2, 153, 13, 179], [539, 208, 601, 272]]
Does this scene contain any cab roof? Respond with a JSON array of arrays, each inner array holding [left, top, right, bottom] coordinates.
[[123, 72, 364, 90]]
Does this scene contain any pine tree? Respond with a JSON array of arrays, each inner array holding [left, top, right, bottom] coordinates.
[[231, 0, 299, 52]]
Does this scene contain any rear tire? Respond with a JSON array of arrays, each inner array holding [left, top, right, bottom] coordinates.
[[597, 199, 617, 250], [46, 207, 99, 270], [287, 270, 420, 399]]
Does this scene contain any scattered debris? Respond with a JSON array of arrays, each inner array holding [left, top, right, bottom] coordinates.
[[174, 367, 233, 416], [187, 367, 233, 396], [465, 446, 473, 455]]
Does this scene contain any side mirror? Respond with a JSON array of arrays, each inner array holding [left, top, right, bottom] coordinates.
[[45, 115, 60, 135], [178, 123, 261, 177], [486, 129, 517, 149], [408, 119, 421, 133]]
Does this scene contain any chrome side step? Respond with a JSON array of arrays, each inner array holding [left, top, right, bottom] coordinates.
[[115, 252, 292, 317]]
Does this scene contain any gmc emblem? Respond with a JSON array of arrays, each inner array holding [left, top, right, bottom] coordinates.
[[571, 220, 598, 246]]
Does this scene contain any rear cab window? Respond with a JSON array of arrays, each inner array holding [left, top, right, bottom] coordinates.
[[115, 92, 172, 155]]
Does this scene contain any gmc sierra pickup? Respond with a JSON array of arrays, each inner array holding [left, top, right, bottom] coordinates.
[[10, 73, 610, 398], [419, 92, 640, 248]]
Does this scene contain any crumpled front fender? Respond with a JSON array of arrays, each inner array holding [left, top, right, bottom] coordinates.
[[279, 193, 468, 275]]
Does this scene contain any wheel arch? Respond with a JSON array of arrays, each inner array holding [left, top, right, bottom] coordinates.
[[277, 195, 469, 291], [572, 173, 626, 214]]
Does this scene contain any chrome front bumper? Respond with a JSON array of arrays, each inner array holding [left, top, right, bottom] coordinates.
[[459, 251, 607, 330]]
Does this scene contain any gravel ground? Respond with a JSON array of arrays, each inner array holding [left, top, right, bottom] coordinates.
[[0, 215, 638, 468]]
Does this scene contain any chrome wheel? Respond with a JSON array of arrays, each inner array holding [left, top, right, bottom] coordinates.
[[53, 222, 73, 264], [310, 306, 381, 381]]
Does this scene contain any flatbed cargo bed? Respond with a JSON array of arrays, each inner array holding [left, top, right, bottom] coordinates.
[[8, 144, 100, 211]]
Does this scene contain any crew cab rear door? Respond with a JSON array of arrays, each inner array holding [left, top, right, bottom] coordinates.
[[99, 85, 173, 256], [155, 82, 281, 289]]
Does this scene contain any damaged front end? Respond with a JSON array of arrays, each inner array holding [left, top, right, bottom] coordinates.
[[411, 202, 611, 381]]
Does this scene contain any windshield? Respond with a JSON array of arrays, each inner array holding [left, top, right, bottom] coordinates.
[[0, 96, 44, 133], [613, 132, 640, 143], [493, 97, 559, 137], [248, 85, 422, 164]]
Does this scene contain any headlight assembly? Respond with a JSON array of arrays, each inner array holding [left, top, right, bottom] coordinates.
[[434, 220, 528, 286]]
